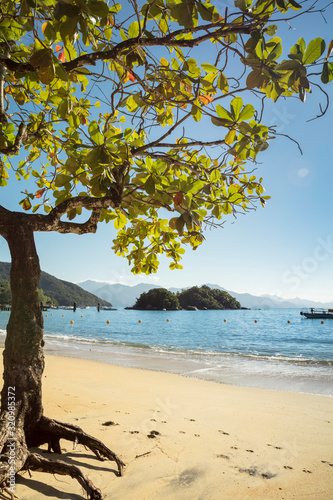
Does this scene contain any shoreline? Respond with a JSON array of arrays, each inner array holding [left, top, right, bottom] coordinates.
[[8, 353, 333, 500], [0, 330, 332, 397], [43, 336, 333, 397]]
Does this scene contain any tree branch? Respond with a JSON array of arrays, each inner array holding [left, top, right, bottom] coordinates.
[[0, 21, 258, 75]]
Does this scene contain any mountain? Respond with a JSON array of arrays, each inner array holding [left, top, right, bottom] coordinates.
[[78, 279, 333, 309], [79, 281, 161, 308], [0, 262, 111, 307]]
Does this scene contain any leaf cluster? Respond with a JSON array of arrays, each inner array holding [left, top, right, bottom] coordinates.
[[0, 0, 331, 274]]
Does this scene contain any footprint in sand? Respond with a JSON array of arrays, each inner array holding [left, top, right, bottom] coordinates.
[[194, 434, 200, 437], [230, 446, 238, 450], [147, 430, 160, 439], [283, 465, 293, 470], [302, 469, 312, 473], [218, 430, 229, 435], [179, 431, 186, 434], [246, 449, 254, 453]]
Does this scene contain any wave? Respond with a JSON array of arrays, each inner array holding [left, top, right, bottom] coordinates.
[[43, 333, 333, 368]]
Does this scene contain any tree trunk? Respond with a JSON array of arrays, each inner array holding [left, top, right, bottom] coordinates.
[[1, 221, 44, 439], [0, 214, 124, 498]]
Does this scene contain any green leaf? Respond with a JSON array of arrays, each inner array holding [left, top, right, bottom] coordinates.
[[201, 63, 218, 73], [246, 69, 262, 89], [30, 48, 52, 68], [191, 103, 202, 122], [276, 59, 301, 70], [88, 0, 110, 17], [88, 120, 104, 145], [303, 38, 326, 65], [38, 64, 55, 85], [321, 61, 333, 84], [289, 0, 301, 10], [238, 104, 255, 121], [128, 21, 140, 38], [55, 174, 71, 187], [216, 105, 232, 121], [230, 97, 243, 121], [145, 175, 155, 195]]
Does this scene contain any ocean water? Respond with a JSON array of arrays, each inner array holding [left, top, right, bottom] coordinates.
[[0, 308, 332, 396]]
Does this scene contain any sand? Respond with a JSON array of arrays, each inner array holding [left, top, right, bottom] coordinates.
[[5, 355, 333, 500]]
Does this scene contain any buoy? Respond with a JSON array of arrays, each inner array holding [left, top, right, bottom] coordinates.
[[254, 320, 257, 323], [166, 319, 169, 322], [321, 320, 324, 324], [45, 314, 48, 317], [287, 320, 290, 324], [62, 314, 64, 317], [138, 320, 141, 323], [81, 315, 83, 318], [107, 320, 110, 324], [51, 314, 53, 316], [70, 320, 74, 324], [224, 319, 226, 322]]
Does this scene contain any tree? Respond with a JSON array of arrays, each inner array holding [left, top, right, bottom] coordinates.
[[0, 0, 331, 497], [133, 287, 179, 309], [177, 285, 241, 309]]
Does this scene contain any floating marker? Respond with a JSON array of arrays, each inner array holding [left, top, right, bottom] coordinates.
[[321, 320, 324, 324], [254, 320, 257, 323], [287, 320, 290, 324], [107, 320, 110, 324], [81, 315, 83, 318], [45, 314, 48, 317], [138, 319, 141, 323], [166, 319, 169, 322], [62, 314, 64, 317], [224, 319, 226, 323], [70, 320, 74, 324]]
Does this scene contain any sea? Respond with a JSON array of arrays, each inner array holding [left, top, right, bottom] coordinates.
[[0, 308, 332, 396]]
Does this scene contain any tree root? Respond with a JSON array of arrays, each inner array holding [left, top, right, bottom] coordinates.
[[23, 452, 102, 500], [36, 416, 125, 476]]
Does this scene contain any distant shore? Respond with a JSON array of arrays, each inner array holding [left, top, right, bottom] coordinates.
[[8, 353, 333, 500]]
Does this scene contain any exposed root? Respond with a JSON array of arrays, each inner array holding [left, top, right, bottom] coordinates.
[[23, 452, 102, 500], [36, 417, 125, 476]]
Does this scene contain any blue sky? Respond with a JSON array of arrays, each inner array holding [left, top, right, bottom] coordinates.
[[0, 2, 332, 303]]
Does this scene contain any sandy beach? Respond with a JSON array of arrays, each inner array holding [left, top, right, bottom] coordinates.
[[2, 353, 329, 500]]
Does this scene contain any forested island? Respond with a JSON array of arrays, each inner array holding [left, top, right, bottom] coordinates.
[[131, 285, 241, 310]]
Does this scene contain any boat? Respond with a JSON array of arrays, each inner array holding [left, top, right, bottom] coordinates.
[[300, 308, 333, 319]]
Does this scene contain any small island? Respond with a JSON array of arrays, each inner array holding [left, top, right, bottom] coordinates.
[[130, 285, 241, 310]]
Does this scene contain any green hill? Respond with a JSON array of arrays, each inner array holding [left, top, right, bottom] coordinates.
[[0, 262, 111, 307]]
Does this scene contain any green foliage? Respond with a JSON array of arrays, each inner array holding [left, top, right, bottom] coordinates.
[[177, 285, 241, 310], [0, 0, 331, 273], [0, 262, 110, 307], [133, 284, 240, 310], [133, 288, 179, 310], [0, 280, 11, 304]]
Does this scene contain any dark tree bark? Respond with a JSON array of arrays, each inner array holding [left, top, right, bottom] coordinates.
[[0, 208, 124, 498]]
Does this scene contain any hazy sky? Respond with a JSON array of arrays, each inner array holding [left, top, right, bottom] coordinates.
[[0, 3, 332, 303]]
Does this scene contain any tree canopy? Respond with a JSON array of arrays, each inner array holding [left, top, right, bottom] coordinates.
[[133, 287, 179, 309], [177, 285, 241, 309], [0, 0, 332, 273]]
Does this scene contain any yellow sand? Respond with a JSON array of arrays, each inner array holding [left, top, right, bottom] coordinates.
[[7, 355, 333, 500]]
